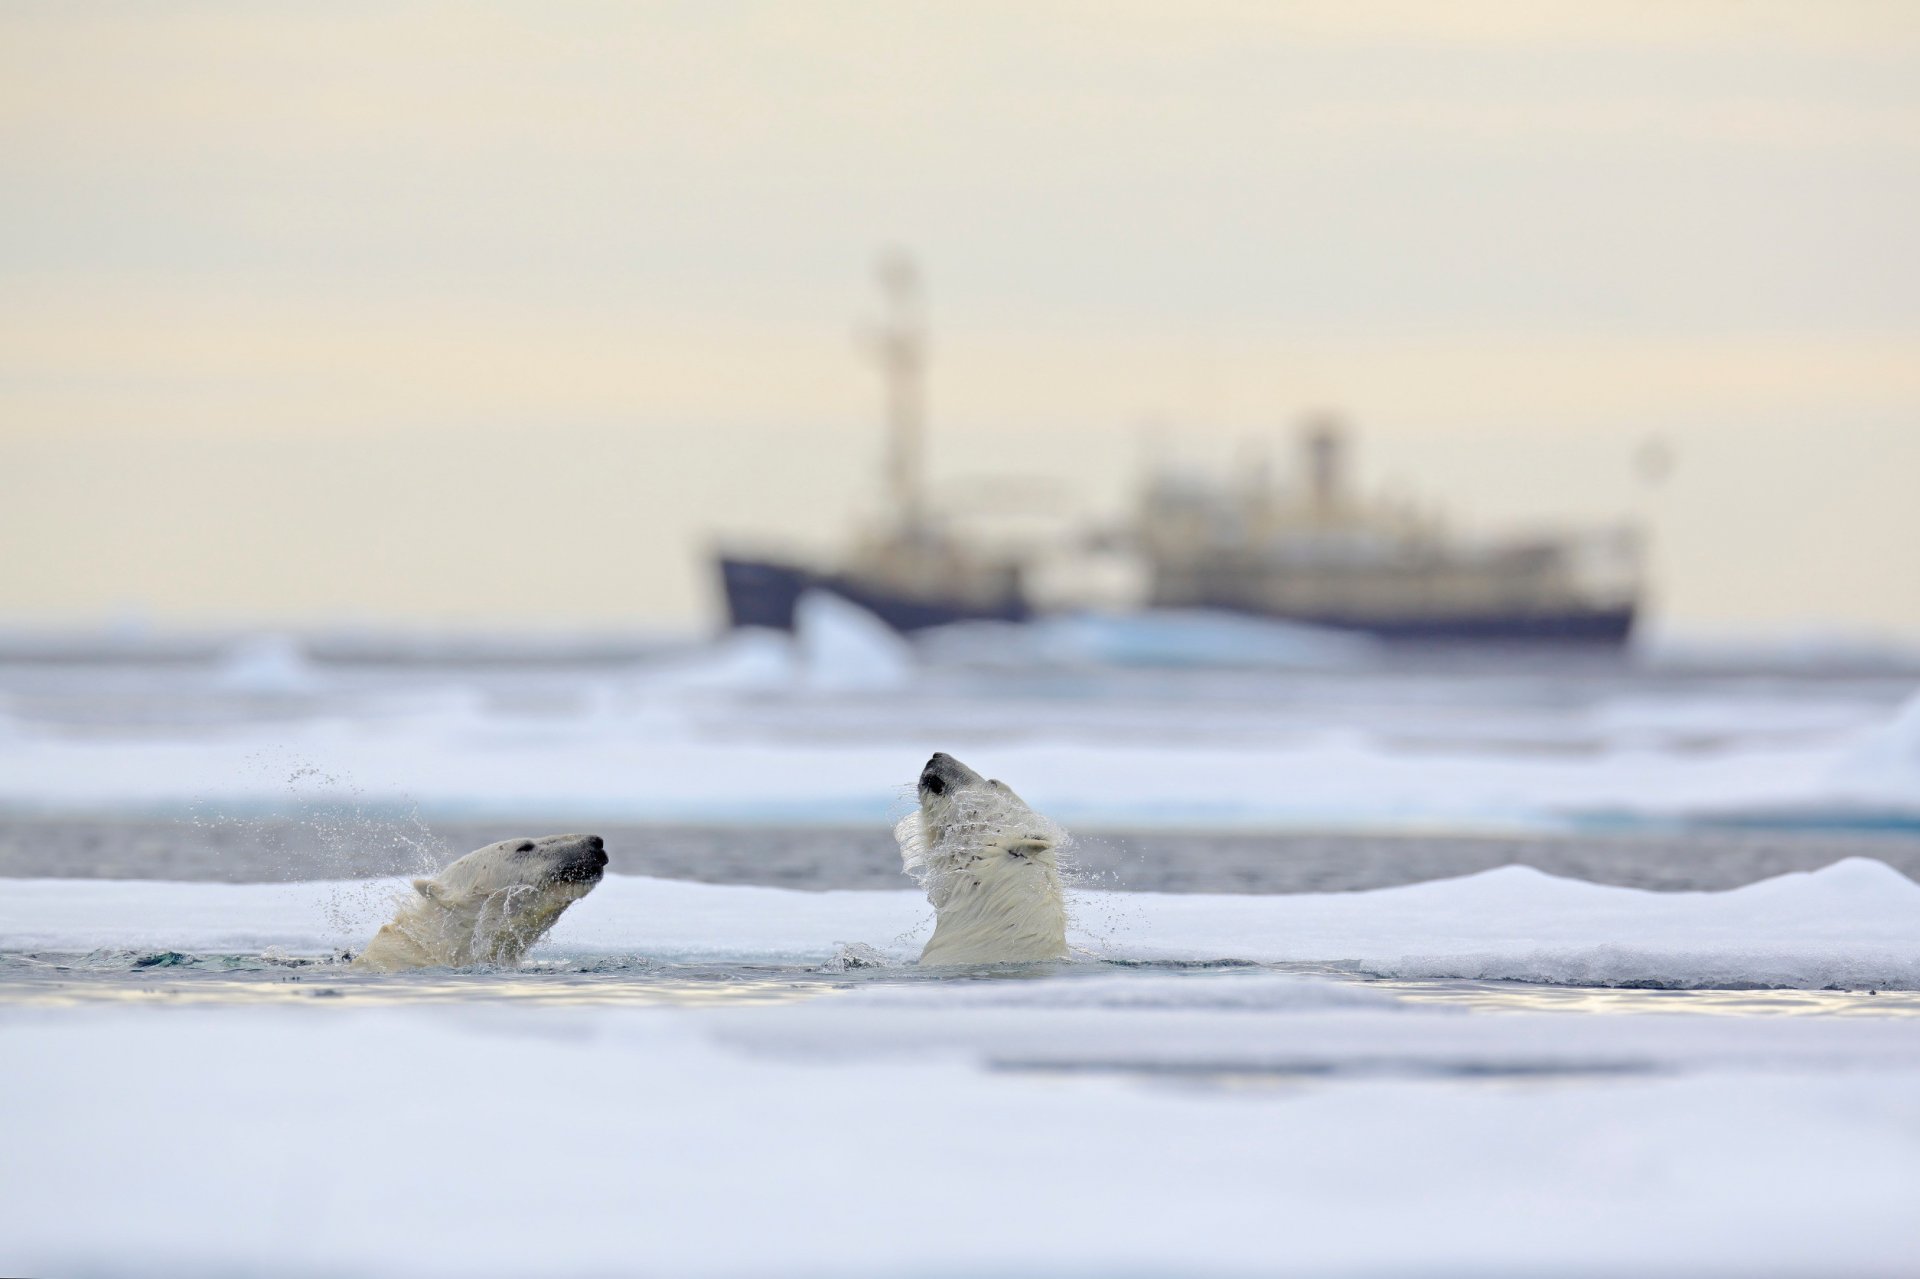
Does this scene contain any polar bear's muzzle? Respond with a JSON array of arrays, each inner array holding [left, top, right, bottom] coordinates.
[[919, 752, 983, 798], [540, 833, 609, 886]]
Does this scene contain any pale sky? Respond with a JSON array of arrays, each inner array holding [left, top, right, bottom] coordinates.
[[3, 2, 1918, 635]]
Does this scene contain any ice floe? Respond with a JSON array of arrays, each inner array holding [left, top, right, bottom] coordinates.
[[6, 856, 1915, 989]]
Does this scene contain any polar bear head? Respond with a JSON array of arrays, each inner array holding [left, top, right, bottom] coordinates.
[[353, 833, 608, 971], [909, 752, 1055, 860], [898, 752, 1068, 966]]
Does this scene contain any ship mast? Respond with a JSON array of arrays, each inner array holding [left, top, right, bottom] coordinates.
[[869, 251, 927, 535]]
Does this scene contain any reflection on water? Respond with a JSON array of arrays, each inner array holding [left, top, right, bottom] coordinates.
[[5, 949, 1919, 1017], [1372, 978, 1920, 1018], [0, 952, 859, 1009]]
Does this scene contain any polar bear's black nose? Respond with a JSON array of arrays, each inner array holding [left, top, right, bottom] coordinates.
[[922, 752, 976, 796], [585, 835, 607, 865]]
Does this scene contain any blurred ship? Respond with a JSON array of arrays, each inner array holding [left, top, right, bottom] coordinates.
[[717, 260, 1642, 645]]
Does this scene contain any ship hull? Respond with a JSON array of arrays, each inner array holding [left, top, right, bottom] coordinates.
[[718, 555, 1030, 633], [717, 556, 812, 631], [721, 556, 1630, 644], [1204, 603, 1637, 645]]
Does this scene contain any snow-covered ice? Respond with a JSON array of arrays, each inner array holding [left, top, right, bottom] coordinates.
[[7, 857, 1918, 989], [3, 703, 1917, 828], [4, 990, 1920, 1278], [2, 618, 1916, 829]]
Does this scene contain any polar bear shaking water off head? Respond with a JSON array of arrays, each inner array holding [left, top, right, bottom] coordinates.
[[897, 753, 1070, 967], [352, 834, 608, 971]]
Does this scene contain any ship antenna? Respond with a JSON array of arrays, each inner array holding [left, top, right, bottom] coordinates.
[[868, 250, 927, 535]]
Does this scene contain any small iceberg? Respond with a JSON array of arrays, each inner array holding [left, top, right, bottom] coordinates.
[[628, 591, 913, 695], [212, 633, 322, 695], [794, 591, 914, 692]]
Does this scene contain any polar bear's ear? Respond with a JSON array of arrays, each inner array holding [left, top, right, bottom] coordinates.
[[412, 878, 444, 902], [988, 778, 1035, 806]]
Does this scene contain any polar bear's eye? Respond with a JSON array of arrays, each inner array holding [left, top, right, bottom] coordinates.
[[516, 842, 536, 853]]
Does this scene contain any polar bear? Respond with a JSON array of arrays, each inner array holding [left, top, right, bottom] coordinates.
[[896, 752, 1069, 966], [351, 833, 608, 971]]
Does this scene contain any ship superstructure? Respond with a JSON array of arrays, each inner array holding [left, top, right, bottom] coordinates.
[[1136, 420, 1641, 642]]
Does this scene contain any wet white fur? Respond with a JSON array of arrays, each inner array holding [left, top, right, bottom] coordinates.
[[352, 835, 602, 972], [898, 772, 1068, 966]]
